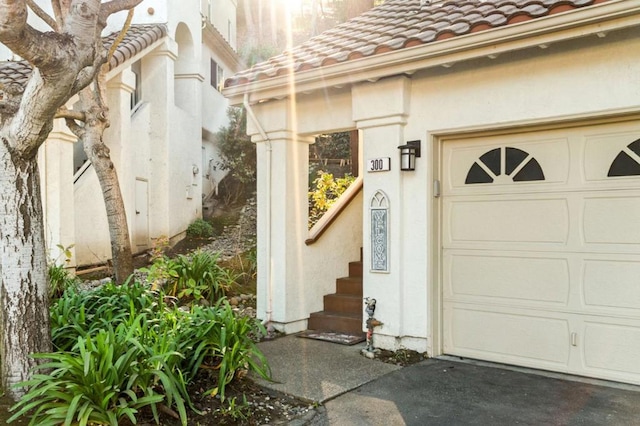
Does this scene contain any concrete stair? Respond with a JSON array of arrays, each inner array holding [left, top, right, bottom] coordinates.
[[307, 253, 363, 335]]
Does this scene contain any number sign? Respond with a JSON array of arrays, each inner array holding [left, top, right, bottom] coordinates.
[[367, 157, 391, 172]]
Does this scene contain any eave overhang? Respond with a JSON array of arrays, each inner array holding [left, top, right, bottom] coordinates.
[[203, 23, 245, 73]]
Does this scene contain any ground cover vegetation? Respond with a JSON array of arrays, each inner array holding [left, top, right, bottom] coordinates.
[[8, 251, 272, 425]]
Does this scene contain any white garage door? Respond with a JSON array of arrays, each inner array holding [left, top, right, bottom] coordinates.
[[442, 121, 640, 384]]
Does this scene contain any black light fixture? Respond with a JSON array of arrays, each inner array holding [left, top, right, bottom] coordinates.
[[397, 140, 421, 171]]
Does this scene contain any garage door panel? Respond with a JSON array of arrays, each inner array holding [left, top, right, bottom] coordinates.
[[447, 306, 571, 366], [442, 121, 640, 385], [446, 254, 569, 304], [584, 260, 640, 311], [583, 196, 640, 245], [583, 321, 640, 377], [447, 198, 569, 244]]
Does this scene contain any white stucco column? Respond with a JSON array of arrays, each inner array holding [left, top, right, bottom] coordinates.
[[353, 76, 428, 352], [144, 39, 177, 241], [40, 122, 77, 269], [249, 98, 315, 333], [168, 70, 203, 239]]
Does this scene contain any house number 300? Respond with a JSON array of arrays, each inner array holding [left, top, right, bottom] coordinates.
[[367, 157, 390, 172]]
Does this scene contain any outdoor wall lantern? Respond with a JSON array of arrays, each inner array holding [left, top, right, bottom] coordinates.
[[398, 140, 421, 171]]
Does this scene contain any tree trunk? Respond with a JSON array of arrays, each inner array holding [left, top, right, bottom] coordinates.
[[80, 99, 133, 284], [0, 145, 51, 399]]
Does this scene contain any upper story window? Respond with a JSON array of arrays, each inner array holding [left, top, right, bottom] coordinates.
[[210, 59, 224, 91], [130, 60, 142, 111]]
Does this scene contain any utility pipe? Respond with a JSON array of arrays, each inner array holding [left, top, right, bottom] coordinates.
[[243, 93, 273, 330]]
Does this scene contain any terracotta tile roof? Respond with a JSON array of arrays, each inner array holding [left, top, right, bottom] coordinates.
[[0, 24, 167, 89], [225, 0, 611, 88], [103, 24, 168, 70]]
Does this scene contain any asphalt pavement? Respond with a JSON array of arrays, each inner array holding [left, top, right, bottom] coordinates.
[[257, 335, 640, 425]]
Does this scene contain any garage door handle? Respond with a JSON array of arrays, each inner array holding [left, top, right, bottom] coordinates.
[[136, 210, 140, 215], [571, 332, 577, 346]]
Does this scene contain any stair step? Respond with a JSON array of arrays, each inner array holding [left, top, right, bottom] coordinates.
[[336, 276, 362, 296], [308, 311, 363, 335], [324, 293, 363, 314], [348, 261, 363, 277]]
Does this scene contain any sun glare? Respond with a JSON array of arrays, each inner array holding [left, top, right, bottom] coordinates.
[[280, 0, 307, 15]]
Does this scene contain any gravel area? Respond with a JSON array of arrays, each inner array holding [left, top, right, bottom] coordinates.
[[199, 197, 257, 261]]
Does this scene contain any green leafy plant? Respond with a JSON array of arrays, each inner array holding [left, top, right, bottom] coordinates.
[[186, 218, 214, 238], [177, 301, 271, 401], [48, 243, 78, 300], [48, 263, 78, 300], [172, 251, 239, 303], [50, 278, 155, 352], [9, 328, 175, 426], [216, 395, 251, 421], [139, 255, 180, 292]]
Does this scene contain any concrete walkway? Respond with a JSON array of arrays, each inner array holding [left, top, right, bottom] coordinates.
[[255, 335, 400, 403], [256, 336, 640, 425]]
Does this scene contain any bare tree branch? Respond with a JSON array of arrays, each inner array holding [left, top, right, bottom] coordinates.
[[55, 106, 85, 121], [51, 0, 63, 28], [99, 0, 143, 26], [107, 8, 135, 60], [26, 0, 59, 32], [64, 117, 84, 139], [71, 48, 108, 94]]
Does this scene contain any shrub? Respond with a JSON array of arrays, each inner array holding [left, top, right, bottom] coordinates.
[[186, 218, 214, 238], [308, 171, 356, 228], [215, 107, 256, 205]]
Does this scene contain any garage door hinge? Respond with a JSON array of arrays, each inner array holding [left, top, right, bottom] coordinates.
[[433, 179, 441, 198], [571, 332, 577, 346]]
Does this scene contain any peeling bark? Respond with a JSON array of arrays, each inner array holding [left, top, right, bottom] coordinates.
[[0, 142, 50, 396]]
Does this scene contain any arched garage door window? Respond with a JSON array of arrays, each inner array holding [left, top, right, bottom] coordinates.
[[608, 138, 640, 177], [465, 147, 545, 184]]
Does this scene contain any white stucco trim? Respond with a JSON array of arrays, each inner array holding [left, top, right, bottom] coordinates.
[[430, 106, 640, 138], [174, 72, 205, 82], [225, 0, 639, 104]]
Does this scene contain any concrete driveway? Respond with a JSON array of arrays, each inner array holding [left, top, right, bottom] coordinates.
[[311, 358, 640, 426]]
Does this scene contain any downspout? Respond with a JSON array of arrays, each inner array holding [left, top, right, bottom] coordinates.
[[244, 93, 273, 330]]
